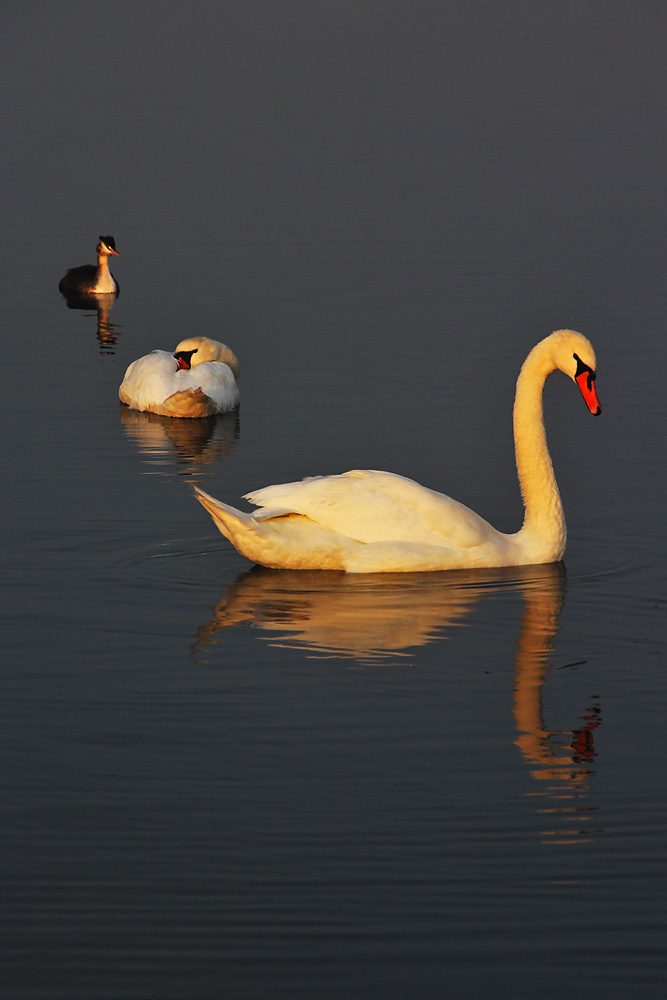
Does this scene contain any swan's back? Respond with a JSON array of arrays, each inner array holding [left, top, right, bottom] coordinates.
[[245, 470, 499, 549]]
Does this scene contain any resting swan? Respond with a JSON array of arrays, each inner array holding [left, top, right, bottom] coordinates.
[[119, 337, 240, 418], [194, 330, 601, 572], [59, 236, 120, 297]]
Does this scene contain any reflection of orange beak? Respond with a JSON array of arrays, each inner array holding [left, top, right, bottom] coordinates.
[[575, 370, 602, 415]]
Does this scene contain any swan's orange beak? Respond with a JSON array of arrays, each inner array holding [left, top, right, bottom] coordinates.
[[575, 370, 602, 415], [107, 246, 120, 256], [174, 349, 196, 371]]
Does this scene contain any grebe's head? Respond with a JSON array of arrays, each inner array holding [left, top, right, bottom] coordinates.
[[97, 236, 119, 257]]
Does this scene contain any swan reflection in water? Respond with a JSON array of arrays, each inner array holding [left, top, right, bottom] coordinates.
[[60, 290, 122, 354], [119, 406, 239, 480], [196, 562, 601, 843]]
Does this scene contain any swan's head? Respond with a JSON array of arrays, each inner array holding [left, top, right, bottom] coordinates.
[[550, 330, 602, 416], [97, 236, 119, 257], [173, 337, 240, 378]]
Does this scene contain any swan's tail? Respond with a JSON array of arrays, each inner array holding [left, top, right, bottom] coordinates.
[[193, 486, 255, 543], [193, 485, 349, 570]]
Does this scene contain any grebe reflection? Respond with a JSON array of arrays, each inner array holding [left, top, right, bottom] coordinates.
[[61, 290, 121, 353]]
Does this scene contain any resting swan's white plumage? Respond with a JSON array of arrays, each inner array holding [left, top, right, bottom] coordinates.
[[119, 337, 240, 418], [194, 330, 602, 572]]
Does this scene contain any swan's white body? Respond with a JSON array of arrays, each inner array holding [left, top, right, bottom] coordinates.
[[195, 330, 601, 572], [119, 337, 240, 418]]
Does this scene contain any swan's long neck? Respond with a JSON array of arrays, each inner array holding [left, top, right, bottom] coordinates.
[[513, 343, 566, 559]]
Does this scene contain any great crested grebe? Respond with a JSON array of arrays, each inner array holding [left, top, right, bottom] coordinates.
[[59, 235, 120, 296], [194, 330, 602, 572], [119, 336, 240, 418]]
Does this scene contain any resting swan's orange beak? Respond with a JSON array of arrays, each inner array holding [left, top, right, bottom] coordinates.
[[575, 369, 602, 415]]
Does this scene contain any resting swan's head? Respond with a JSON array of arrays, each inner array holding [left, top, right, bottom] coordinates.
[[173, 337, 240, 379]]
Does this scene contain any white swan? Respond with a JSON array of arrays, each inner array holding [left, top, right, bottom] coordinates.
[[59, 236, 120, 296], [119, 337, 240, 418], [194, 330, 601, 572]]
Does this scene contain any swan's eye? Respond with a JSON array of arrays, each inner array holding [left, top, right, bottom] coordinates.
[[573, 352, 596, 387]]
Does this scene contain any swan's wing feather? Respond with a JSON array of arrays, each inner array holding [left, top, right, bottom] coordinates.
[[252, 506, 301, 521], [244, 470, 497, 549], [161, 387, 218, 417], [119, 352, 177, 409], [184, 362, 240, 411]]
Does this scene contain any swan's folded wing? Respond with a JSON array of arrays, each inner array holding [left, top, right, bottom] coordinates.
[[244, 469, 497, 549], [119, 351, 177, 408], [184, 362, 240, 411], [161, 387, 218, 417]]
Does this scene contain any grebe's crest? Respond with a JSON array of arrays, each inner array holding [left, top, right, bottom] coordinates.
[[98, 235, 119, 255]]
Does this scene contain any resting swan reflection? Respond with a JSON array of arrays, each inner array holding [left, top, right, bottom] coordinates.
[[194, 330, 601, 572], [119, 337, 240, 418], [119, 406, 239, 469]]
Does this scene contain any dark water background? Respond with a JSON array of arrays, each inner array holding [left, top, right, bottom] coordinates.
[[1, 2, 665, 997]]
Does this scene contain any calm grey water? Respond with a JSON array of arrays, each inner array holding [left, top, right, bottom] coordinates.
[[1, 3, 665, 997]]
